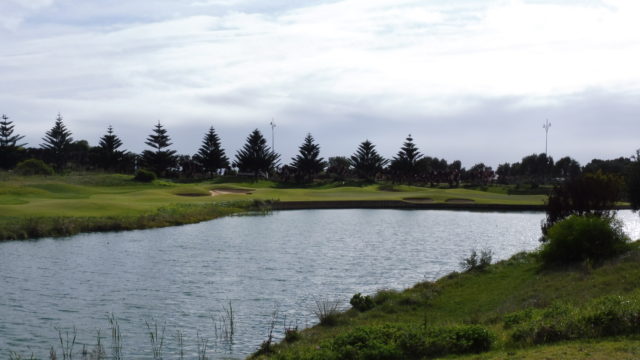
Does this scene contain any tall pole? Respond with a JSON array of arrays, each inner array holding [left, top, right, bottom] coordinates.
[[543, 119, 551, 155], [270, 119, 276, 152]]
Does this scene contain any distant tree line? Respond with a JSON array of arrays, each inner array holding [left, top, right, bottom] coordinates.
[[1, 113, 639, 197]]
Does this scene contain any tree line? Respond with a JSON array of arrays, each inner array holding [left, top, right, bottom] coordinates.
[[1, 113, 638, 190]]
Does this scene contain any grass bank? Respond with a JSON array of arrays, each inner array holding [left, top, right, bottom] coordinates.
[[251, 243, 640, 360], [0, 173, 547, 241]]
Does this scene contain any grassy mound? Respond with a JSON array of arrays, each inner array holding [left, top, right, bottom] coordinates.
[[252, 244, 640, 360]]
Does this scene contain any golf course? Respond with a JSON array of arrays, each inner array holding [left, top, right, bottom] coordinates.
[[0, 172, 547, 241]]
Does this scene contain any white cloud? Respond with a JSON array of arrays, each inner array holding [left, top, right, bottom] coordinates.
[[1, 0, 639, 164]]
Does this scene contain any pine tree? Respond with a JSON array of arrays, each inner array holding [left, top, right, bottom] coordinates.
[[41, 113, 73, 171], [233, 129, 280, 179], [193, 126, 229, 177], [290, 133, 326, 182], [389, 134, 422, 183], [141, 121, 177, 177], [350, 140, 387, 181], [0, 114, 27, 169], [97, 125, 124, 170]]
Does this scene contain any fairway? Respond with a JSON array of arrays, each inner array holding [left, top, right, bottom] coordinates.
[[0, 174, 546, 219]]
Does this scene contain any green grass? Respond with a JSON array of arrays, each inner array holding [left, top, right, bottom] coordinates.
[[0, 173, 547, 240], [251, 244, 640, 360]]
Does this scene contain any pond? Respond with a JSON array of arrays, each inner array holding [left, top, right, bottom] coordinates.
[[1, 209, 639, 359]]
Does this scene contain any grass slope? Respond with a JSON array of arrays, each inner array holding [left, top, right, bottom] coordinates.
[[252, 244, 640, 360]]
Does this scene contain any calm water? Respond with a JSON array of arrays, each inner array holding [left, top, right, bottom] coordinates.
[[1, 209, 639, 359]]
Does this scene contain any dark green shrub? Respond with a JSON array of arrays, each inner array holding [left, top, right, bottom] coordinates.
[[14, 159, 55, 176], [540, 215, 630, 265], [350, 293, 375, 312], [328, 325, 493, 360], [331, 325, 403, 360], [460, 249, 493, 272], [133, 169, 156, 182]]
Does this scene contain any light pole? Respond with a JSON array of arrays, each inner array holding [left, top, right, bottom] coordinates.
[[543, 119, 551, 155], [270, 119, 276, 152]]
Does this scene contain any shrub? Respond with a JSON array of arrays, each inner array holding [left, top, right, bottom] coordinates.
[[14, 159, 55, 176], [507, 294, 640, 345], [540, 215, 630, 265], [133, 169, 156, 182], [350, 293, 375, 312], [331, 325, 403, 360], [328, 324, 493, 360], [400, 325, 493, 357], [460, 249, 493, 272]]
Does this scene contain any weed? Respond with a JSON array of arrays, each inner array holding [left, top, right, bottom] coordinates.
[[144, 319, 165, 360], [460, 249, 493, 272], [312, 298, 342, 326]]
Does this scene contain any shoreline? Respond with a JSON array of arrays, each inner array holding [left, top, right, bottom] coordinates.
[[1, 199, 632, 241], [272, 200, 548, 211]]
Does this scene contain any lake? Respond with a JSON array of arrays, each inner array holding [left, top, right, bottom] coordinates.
[[1, 209, 639, 359]]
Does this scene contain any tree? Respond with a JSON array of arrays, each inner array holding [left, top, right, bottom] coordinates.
[[326, 156, 352, 181], [542, 171, 622, 235], [290, 133, 326, 183], [0, 114, 27, 169], [141, 121, 177, 177], [233, 129, 280, 179], [41, 113, 73, 171], [520, 153, 554, 185], [628, 149, 640, 212], [496, 163, 512, 184], [193, 126, 229, 177], [350, 140, 387, 181], [96, 125, 125, 171], [389, 134, 422, 183], [466, 163, 494, 186], [554, 156, 581, 179]]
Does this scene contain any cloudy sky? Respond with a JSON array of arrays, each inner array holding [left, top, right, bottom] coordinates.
[[1, 0, 639, 168]]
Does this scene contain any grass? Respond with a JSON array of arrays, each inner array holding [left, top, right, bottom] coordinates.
[[0, 173, 547, 240], [251, 243, 640, 360]]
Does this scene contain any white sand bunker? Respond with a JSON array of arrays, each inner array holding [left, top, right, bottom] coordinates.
[[209, 188, 253, 196]]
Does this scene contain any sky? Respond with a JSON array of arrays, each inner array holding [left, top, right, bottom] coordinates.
[[1, 0, 639, 168]]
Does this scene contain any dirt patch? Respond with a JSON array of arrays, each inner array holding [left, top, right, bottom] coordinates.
[[403, 197, 435, 203], [210, 188, 253, 196], [445, 198, 475, 204]]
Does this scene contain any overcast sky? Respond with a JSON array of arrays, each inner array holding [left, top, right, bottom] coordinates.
[[1, 0, 639, 168]]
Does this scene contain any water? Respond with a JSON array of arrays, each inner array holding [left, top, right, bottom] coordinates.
[[1, 209, 639, 359]]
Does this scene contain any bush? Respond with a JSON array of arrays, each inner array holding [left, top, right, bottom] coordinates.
[[507, 294, 640, 345], [133, 169, 156, 182], [540, 215, 630, 265], [350, 293, 375, 312], [328, 325, 493, 360], [14, 159, 55, 176], [460, 249, 493, 272]]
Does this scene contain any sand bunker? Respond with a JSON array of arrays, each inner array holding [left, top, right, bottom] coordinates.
[[403, 197, 435, 203], [209, 188, 253, 196], [445, 198, 475, 204]]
